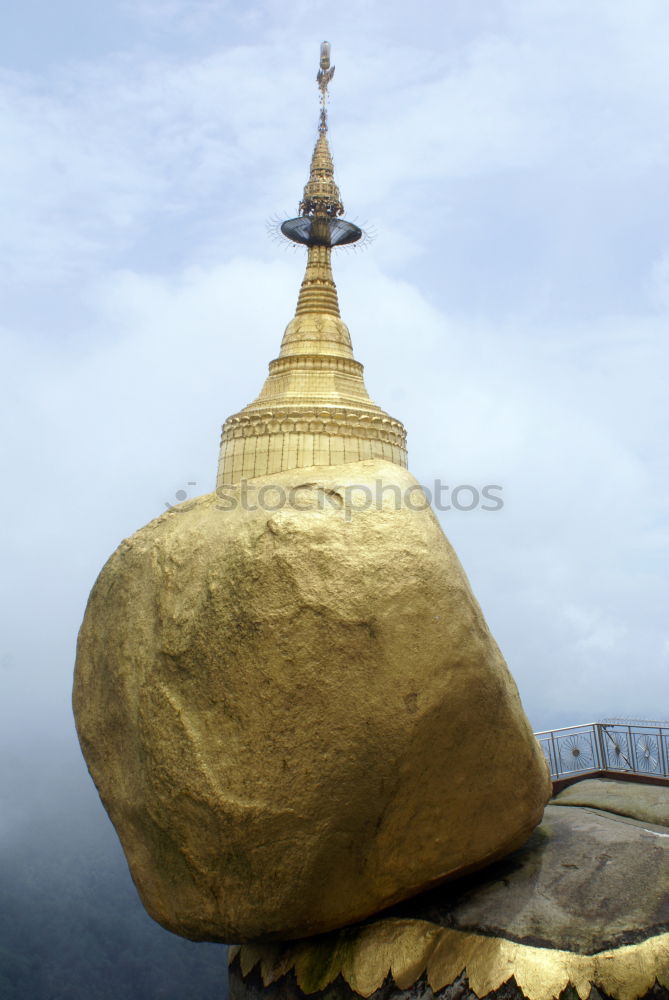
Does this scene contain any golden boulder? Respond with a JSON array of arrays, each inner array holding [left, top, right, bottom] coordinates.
[[73, 460, 550, 943]]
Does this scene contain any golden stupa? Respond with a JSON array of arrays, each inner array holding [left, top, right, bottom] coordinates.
[[73, 42, 550, 946], [217, 42, 406, 488]]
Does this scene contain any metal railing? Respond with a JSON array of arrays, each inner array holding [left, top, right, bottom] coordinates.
[[534, 719, 669, 781]]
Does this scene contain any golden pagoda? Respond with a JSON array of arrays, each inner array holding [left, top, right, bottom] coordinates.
[[216, 41, 407, 490], [73, 42, 553, 950]]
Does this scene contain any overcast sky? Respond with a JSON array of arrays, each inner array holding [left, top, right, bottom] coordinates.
[[1, 0, 668, 823]]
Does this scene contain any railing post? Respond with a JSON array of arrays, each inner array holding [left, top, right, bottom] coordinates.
[[659, 727, 668, 778], [595, 723, 606, 771], [628, 725, 636, 773], [550, 730, 559, 780], [657, 726, 669, 778]]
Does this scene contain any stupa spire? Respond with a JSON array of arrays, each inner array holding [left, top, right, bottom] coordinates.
[[298, 42, 343, 223], [216, 42, 407, 490]]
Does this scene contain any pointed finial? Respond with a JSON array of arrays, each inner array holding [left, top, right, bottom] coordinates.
[[317, 40, 335, 134], [317, 41, 335, 92], [280, 42, 362, 248]]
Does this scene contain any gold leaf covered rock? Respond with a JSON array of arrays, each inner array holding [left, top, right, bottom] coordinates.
[[73, 459, 550, 943]]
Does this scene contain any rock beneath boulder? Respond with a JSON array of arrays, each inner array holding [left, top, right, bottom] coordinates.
[[230, 788, 669, 999], [401, 801, 669, 953], [73, 459, 550, 943], [553, 777, 669, 828]]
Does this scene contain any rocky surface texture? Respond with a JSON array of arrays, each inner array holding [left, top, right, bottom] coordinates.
[[230, 781, 669, 1000], [73, 459, 549, 943], [552, 777, 669, 827]]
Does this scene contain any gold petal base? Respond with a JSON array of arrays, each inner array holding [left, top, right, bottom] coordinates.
[[230, 919, 669, 1000]]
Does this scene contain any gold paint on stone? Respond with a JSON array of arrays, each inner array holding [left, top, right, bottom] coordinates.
[[231, 919, 669, 1000], [73, 460, 550, 943]]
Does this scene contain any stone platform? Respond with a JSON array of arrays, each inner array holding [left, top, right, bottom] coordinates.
[[229, 780, 669, 1000]]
